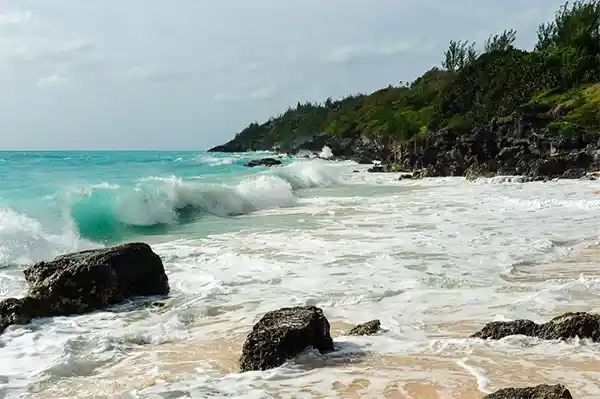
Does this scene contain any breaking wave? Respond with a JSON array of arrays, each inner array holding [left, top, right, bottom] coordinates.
[[0, 160, 343, 254]]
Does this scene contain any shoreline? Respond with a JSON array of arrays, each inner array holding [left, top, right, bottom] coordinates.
[[3, 157, 600, 398], [15, 198, 600, 398]]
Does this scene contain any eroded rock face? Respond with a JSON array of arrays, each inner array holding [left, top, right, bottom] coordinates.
[[348, 319, 381, 336], [0, 243, 169, 334], [483, 384, 572, 399], [471, 312, 600, 342], [239, 306, 334, 372]]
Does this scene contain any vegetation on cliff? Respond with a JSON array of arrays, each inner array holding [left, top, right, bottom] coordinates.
[[210, 0, 600, 153]]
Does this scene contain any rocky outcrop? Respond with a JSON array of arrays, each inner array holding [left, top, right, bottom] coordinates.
[[239, 306, 334, 372], [396, 104, 600, 180], [471, 312, 600, 341], [348, 319, 381, 336], [0, 243, 169, 334], [211, 100, 600, 181], [244, 158, 283, 167], [483, 384, 572, 399]]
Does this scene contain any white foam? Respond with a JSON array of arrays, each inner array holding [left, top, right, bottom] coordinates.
[[319, 145, 333, 159], [4, 163, 600, 397], [456, 357, 493, 394], [0, 207, 100, 267], [196, 155, 237, 166]]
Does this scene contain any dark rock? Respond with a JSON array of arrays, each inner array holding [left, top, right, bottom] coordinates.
[[0, 297, 44, 333], [398, 173, 413, 180], [413, 166, 438, 179], [529, 158, 566, 178], [244, 158, 282, 168], [0, 243, 169, 334], [561, 168, 586, 179], [471, 312, 600, 341], [471, 319, 539, 340], [465, 164, 495, 181], [538, 312, 600, 341], [239, 306, 334, 372], [348, 319, 381, 336], [367, 165, 387, 173], [483, 384, 572, 399]]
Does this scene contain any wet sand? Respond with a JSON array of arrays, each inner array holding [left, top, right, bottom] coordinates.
[[27, 313, 600, 398], [27, 337, 600, 398], [19, 208, 600, 398]]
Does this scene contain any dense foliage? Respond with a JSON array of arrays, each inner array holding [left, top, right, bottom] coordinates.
[[211, 0, 600, 152]]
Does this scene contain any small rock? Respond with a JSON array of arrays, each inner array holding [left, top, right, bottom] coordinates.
[[367, 165, 388, 173], [398, 173, 413, 180], [412, 166, 438, 179], [483, 383, 572, 399], [239, 306, 334, 372], [348, 319, 381, 336], [471, 312, 600, 342], [244, 158, 282, 167]]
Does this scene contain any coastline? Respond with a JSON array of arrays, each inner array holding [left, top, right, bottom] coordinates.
[[4, 163, 600, 398], [211, 103, 600, 184]]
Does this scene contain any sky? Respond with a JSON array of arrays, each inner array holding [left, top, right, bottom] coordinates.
[[0, 0, 568, 150]]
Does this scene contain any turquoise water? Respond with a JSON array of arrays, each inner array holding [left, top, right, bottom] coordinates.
[[0, 151, 342, 264]]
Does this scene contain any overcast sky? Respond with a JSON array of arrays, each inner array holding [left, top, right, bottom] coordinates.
[[0, 0, 566, 150]]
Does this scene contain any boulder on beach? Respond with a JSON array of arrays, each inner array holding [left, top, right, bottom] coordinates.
[[239, 306, 334, 372], [483, 383, 572, 399], [348, 319, 381, 336], [0, 243, 169, 334], [244, 158, 282, 167], [471, 312, 600, 342]]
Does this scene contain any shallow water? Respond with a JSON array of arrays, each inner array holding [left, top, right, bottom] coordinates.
[[2, 153, 600, 398]]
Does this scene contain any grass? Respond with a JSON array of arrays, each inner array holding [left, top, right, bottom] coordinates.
[[531, 83, 600, 136]]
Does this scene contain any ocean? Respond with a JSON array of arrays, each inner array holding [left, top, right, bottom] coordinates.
[[1, 151, 600, 398]]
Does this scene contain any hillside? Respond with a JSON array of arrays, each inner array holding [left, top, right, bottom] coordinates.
[[210, 1, 600, 179]]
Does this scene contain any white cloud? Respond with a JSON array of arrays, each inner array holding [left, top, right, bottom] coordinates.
[[0, 11, 31, 26], [213, 85, 278, 103], [124, 65, 191, 83], [37, 40, 98, 63], [326, 41, 415, 64], [0, 38, 28, 63], [286, 49, 300, 62], [242, 61, 266, 73], [37, 74, 67, 88]]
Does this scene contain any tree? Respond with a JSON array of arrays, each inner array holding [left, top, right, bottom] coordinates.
[[442, 40, 478, 71], [535, 0, 600, 53], [485, 29, 517, 52]]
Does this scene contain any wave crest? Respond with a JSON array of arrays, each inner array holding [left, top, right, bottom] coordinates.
[[68, 159, 342, 241], [0, 207, 99, 267]]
